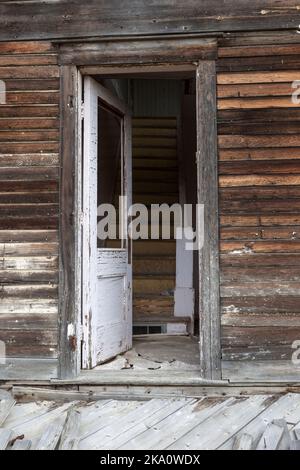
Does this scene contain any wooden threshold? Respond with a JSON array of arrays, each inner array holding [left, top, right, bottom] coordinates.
[[1, 359, 300, 387], [51, 370, 227, 386]]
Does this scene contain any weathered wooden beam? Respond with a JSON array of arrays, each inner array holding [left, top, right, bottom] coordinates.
[[196, 60, 221, 380], [59, 38, 217, 65], [0, 1, 300, 41], [58, 65, 80, 379]]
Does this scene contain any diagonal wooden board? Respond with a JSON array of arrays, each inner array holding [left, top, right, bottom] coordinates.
[[0, 390, 15, 426], [107, 398, 199, 450], [79, 400, 143, 444], [120, 397, 236, 450], [256, 419, 291, 450], [220, 393, 300, 449], [168, 395, 273, 450], [59, 408, 81, 450], [81, 399, 194, 450]]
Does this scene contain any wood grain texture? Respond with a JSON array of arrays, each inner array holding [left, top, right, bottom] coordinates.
[[197, 61, 221, 379], [0, 1, 299, 41], [218, 43, 300, 371], [58, 65, 79, 379], [0, 42, 59, 366]]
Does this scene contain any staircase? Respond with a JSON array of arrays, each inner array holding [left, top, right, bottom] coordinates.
[[132, 117, 190, 335]]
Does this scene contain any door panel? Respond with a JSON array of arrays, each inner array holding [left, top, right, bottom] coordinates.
[[82, 76, 132, 369]]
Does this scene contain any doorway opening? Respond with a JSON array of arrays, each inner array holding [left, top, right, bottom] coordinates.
[[81, 70, 199, 372]]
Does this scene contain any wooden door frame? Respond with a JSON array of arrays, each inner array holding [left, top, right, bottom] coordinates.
[[58, 37, 221, 380]]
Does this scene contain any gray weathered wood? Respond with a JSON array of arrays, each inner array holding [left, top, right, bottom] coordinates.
[[0, 1, 299, 41], [58, 408, 81, 450], [256, 419, 291, 450], [33, 415, 67, 450], [58, 65, 80, 379], [233, 433, 253, 450], [222, 360, 300, 383], [0, 392, 15, 426], [169, 396, 271, 450], [0, 428, 13, 450], [0, 359, 57, 381], [220, 393, 300, 449], [196, 60, 221, 380], [290, 439, 300, 450], [11, 439, 32, 450]]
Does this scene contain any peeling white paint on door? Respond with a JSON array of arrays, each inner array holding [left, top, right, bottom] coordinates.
[[82, 77, 132, 368]]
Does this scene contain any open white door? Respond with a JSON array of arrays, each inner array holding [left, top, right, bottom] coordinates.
[[82, 77, 132, 369]]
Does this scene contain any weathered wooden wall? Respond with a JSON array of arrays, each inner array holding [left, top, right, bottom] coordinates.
[[1, 19, 300, 377], [0, 1, 300, 41], [217, 36, 300, 362], [0, 42, 59, 359]]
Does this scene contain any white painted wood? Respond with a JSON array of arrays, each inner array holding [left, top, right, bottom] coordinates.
[[82, 76, 132, 368], [174, 236, 194, 319], [166, 322, 187, 334], [0, 428, 13, 450], [97, 250, 127, 277], [168, 395, 270, 450], [256, 419, 291, 450], [82, 76, 99, 369], [0, 392, 15, 426], [233, 433, 253, 450], [220, 393, 300, 449]]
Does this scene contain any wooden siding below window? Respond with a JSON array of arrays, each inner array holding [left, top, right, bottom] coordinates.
[[217, 39, 300, 371], [0, 41, 59, 360]]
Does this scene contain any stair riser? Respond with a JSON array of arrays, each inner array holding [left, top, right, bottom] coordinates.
[[134, 258, 176, 275], [133, 241, 176, 256], [134, 278, 175, 295]]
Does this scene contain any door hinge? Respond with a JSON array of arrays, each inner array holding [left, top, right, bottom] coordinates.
[[68, 335, 77, 352]]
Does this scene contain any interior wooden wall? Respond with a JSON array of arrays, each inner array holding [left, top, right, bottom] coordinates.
[[0, 42, 59, 359], [217, 37, 300, 362]]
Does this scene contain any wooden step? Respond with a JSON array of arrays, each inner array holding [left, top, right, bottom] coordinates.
[[133, 147, 177, 158], [133, 158, 177, 169], [133, 127, 177, 137], [133, 180, 178, 192], [133, 194, 179, 205], [133, 136, 176, 148], [133, 240, 176, 256], [133, 168, 178, 181], [133, 295, 174, 316], [132, 117, 177, 128], [133, 256, 176, 275], [134, 275, 175, 295]]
